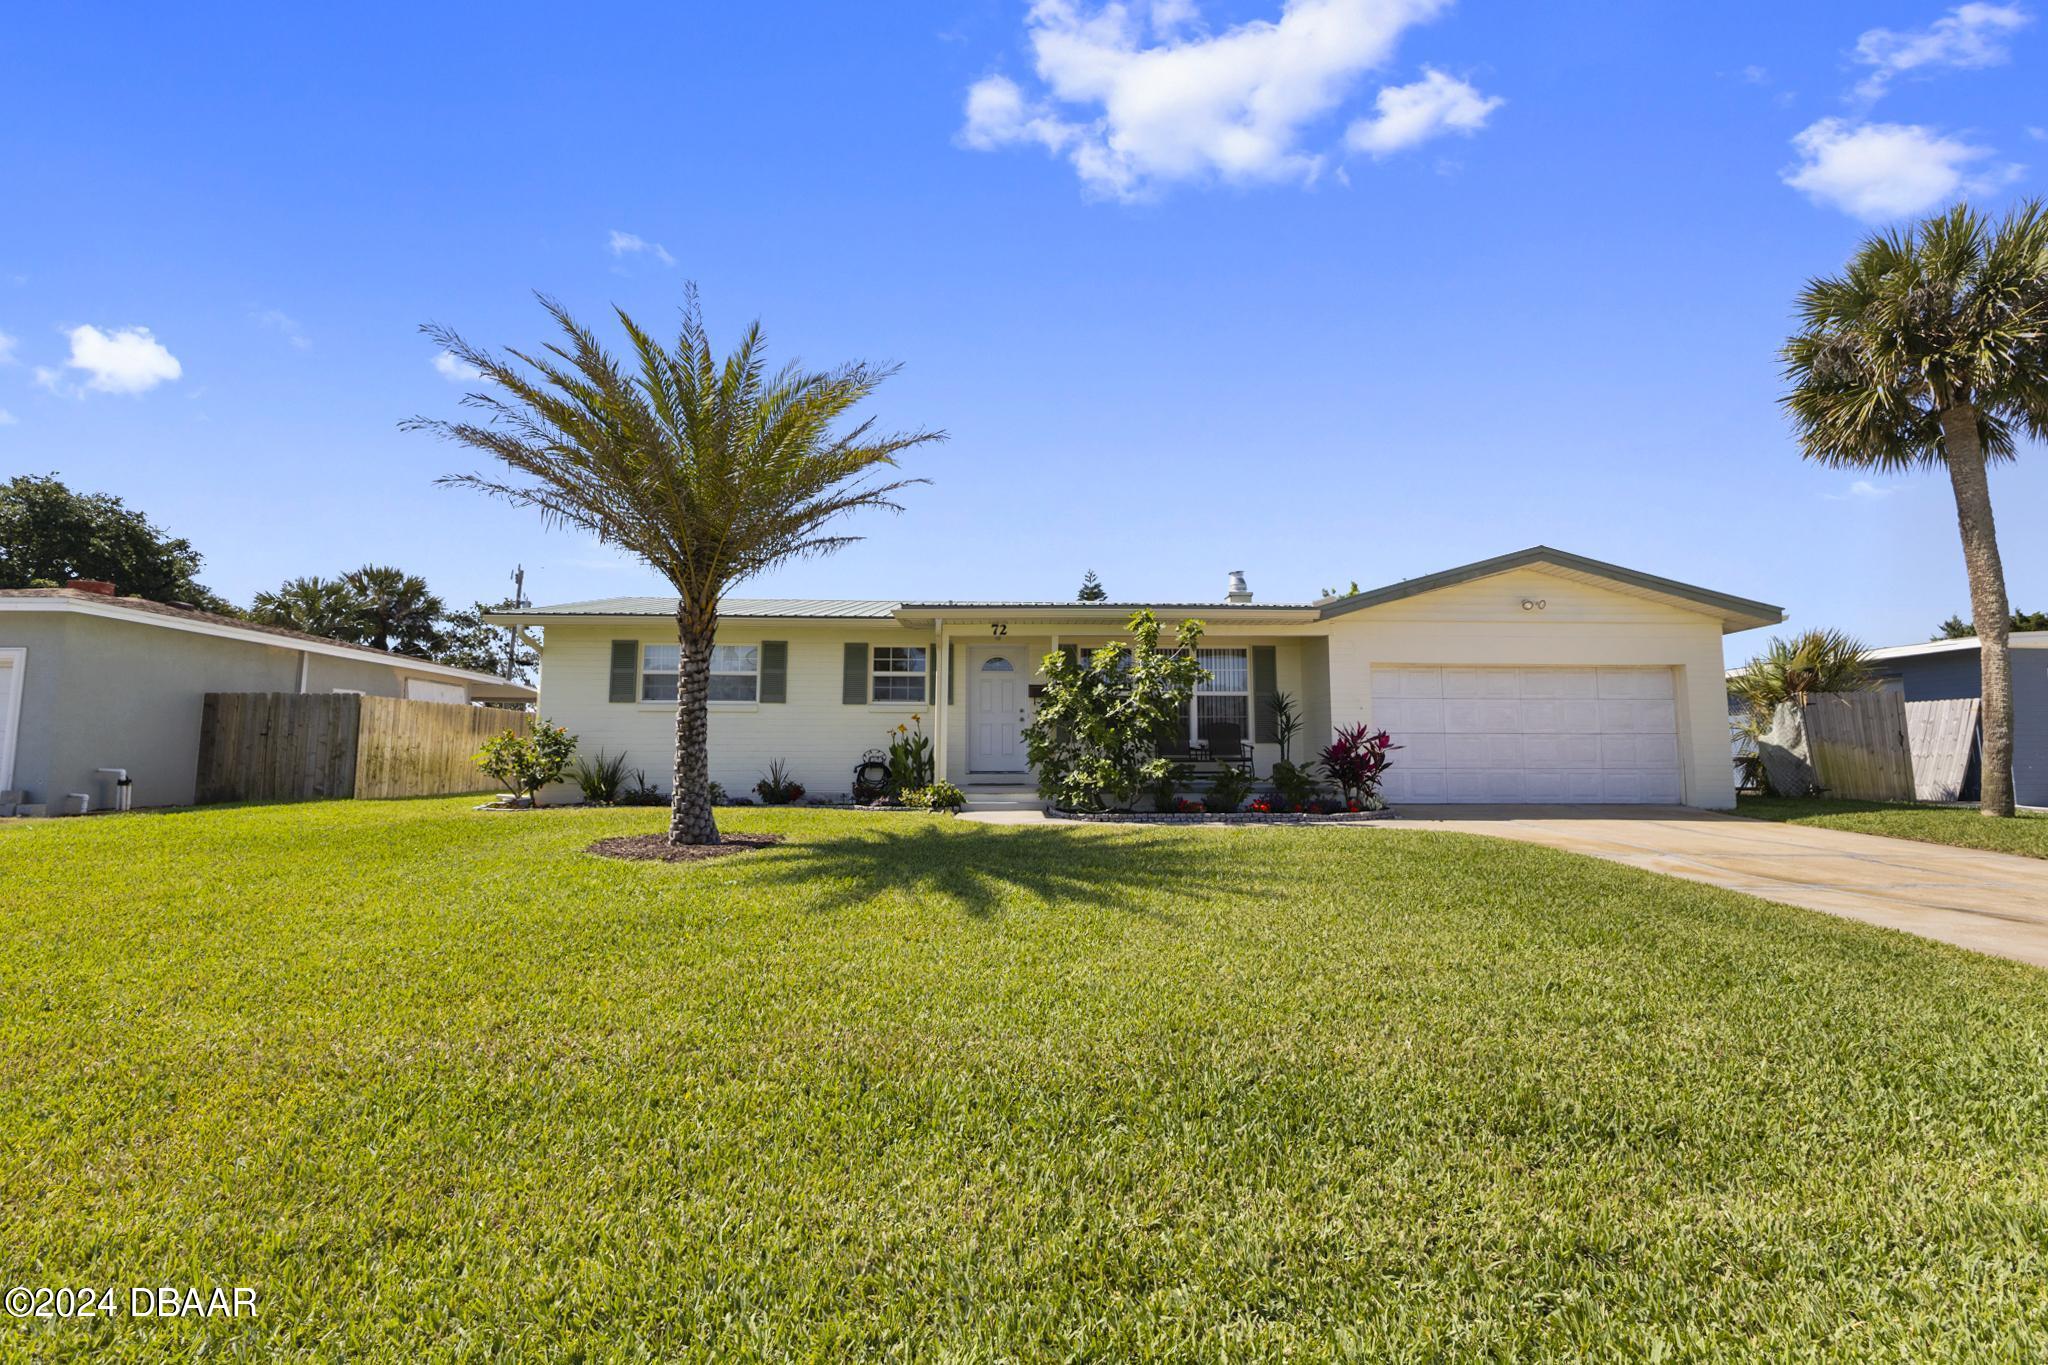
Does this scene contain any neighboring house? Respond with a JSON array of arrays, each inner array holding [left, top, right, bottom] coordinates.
[[487, 546, 1781, 809], [0, 582, 535, 811], [1863, 632, 2048, 809]]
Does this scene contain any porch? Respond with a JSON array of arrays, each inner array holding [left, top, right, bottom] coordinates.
[[914, 617, 1332, 789]]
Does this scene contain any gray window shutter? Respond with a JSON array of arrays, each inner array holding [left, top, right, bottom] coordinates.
[[609, 640, 637, 703], [842, 643, 868, 704], [760, 641, 788, 703], [946, 641, 956, 704], [1252, 646, 1279, 742], [1060, 644, 1080, 668]]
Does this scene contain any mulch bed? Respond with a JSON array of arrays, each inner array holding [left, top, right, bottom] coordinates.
[[585, 833, 785, 863]]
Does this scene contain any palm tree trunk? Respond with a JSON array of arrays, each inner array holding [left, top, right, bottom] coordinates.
[[1938, 405, 2016, 818], [668, 600, 722, 845]]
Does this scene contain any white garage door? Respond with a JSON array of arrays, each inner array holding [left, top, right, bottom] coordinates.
[[403, 678, 468, 705], [1373, 666, 1683, 804]]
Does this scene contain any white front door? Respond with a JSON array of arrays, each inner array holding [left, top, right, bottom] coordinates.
[[968, 647, 1029, 772]]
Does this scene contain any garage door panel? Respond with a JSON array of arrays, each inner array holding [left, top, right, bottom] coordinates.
[[1445, 734, 1490, 767], [1402, 733, 1446, 769], [1379, 665, 1681, 804], [1442, 668, 1486, 698], [1636, 734, 1681, 767], [1558, 735, 1602, 768]]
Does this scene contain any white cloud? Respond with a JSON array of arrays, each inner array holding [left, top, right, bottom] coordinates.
[[253, 309, 311, 350], [1827, 479, 1900, 500], [62, 324, 182, 394], [1852, 3, 2030, 102], [607, 230, 675, 266], [0, 408, 15, 426], [433, 351, 482, 383], [1783, 118, 2018, 220], [1345, 68, 1501, 155], [960, 0, 1480, 198]]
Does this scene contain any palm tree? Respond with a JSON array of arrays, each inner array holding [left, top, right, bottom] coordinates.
[[343, 565, 445, 657], [1728, 629, 1873, 719], [249, 575, 361, 640], [1781, 201, 2048, 817], [406, 290, 941, 845]]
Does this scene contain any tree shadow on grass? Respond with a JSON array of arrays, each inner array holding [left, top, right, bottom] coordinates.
[[744, 820, 1291, 920]]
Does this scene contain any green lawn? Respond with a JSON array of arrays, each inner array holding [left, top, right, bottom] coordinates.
[[6, 801, 2048, 1359], [1737, 795, 2048, 860]]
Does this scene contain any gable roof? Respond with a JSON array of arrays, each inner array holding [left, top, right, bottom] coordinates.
[[1316, 546, 1784, 634], [0, 588, 537, 697]]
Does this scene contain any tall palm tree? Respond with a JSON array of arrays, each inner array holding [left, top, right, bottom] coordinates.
[[249, 575, 361, 640], [406, 290, 941, 845], [343, 565, 445, 657], [1781, 201, 2048, 818]]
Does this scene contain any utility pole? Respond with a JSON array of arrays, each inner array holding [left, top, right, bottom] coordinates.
[[506, 564, 527, 679]]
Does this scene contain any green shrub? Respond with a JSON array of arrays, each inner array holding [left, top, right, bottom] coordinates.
[[902, 781, 967, 811], [618, 770, 667, 807], [1024, 609, 1209, 813], [1268, 759, 1319, 810], [473, 720, 579, 807], [573, 750, 629, 805], [885, 718, 934, 792], [755, 760, 804, 805], [1206, 766, 1255, 813]]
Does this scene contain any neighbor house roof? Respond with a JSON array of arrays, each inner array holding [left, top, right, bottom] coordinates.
[[1316, 546, 1785, 634], [1862, 631, 2048, 663], [0, 588, 537, 699]]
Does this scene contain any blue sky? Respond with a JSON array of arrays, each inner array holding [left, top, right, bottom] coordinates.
[[2, 2, 2042, 657]]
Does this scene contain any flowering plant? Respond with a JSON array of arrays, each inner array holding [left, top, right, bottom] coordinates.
[[1173, 797, 1207, 814], [886, 715, 934, 792]]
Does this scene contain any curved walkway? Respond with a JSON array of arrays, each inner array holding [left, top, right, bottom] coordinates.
[[1397, 805, 2048, 969]]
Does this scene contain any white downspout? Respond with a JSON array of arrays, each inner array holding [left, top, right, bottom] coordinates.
[[298, 650, 311, 693]]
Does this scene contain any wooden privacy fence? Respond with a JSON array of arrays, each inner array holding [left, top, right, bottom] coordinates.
[[1756, 691, 1916, 801], [196, 693, 529, 804], [1905, 697, 1980, 802]]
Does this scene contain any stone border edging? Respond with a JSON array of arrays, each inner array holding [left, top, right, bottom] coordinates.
[[1049, 807, 1397, 825]]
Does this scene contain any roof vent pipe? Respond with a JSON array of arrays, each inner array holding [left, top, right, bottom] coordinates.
[[1226, 570, 1252, 604]]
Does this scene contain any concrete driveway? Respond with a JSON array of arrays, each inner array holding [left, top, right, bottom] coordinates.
[[1397, 805, 2048, 970]]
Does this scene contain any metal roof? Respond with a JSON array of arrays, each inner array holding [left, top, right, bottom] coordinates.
[[1862, 631, 2048, 662], [490, 596, 902, 620]]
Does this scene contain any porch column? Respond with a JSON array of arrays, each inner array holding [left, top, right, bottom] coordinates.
[[931, 619, 949, 783]]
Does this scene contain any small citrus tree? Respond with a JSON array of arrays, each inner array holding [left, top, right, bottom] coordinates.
[[1024, 610, 1207, 812], [476, 720, 578, 806]]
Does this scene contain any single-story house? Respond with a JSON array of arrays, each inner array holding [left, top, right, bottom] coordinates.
[[1863, 631, 2048, 808], [0, 582, 536, 811], [486, 546, 1781, 809]]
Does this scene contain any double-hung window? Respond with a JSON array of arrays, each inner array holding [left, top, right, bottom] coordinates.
[[641, 644, 679, 702], [1192, 647, 1249, 744], [872, 645, 928, 702], [709, 645, 759, 702], [640, 643, 760, 702]]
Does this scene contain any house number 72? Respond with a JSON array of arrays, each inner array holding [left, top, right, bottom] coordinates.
[[990, 623, 1008, 637]]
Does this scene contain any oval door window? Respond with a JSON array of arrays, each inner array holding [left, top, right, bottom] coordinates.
[[981, 657, 1015, 671]]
